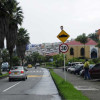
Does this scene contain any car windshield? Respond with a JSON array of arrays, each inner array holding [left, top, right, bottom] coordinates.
[[2, 63, 8, 66], [11, 66, 23, 70], [89, 64, 95, 69]]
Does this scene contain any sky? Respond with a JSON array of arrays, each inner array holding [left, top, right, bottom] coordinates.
[[17, 0, 100, 44]]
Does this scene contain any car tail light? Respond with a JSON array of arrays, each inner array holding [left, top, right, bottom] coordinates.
[[21, 71, 24, 73], [9, 71, 11, 74]]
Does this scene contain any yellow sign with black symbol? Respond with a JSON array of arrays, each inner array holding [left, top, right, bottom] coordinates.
[[57, 30, 70, 43]]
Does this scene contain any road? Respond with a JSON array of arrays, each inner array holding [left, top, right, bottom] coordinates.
[[0, 67, 61, 100]]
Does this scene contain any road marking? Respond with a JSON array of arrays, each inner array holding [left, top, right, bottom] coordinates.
[[75, 86, 99, 91], [3, 82, 21, 92], [27, 75, 49, 77]]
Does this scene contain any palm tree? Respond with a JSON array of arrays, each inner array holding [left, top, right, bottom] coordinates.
[[7, 0, 23, 69], [16, 28, 30, 66], [0, 0, 10, 74], [75, 33, 88, 58], [0, 0, 23, 70]]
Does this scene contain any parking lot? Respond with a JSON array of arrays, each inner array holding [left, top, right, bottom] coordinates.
[[54, 68, 100, 100]]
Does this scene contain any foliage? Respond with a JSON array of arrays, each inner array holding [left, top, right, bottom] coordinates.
[[12, 56, 20, 66], [0, 73, 9, 78], [92, 58, 100, 64], [53, 54, 64, 67], [0, 0, 23, 70], [68, 58, 85, 63], [88, 33, 99, 42], [96, 40, 100, 48], [16, 28, 30, 65], [1, 49, 10, 62], [75, 33, 88, 44], [25, 52, 45, 65], [50, 69, 89, 100]]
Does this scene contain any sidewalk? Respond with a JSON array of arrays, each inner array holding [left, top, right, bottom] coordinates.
[[54, 69, 100, 100]]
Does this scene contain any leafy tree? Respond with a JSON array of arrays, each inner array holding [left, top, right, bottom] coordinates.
[[75, 33, 88, 58], [12, 56, 20, 66], [1, 49, 10, 62], [88, 33, 99, 42]]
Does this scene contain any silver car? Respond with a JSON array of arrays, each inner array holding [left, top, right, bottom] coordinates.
[[9, 66, 28, 81]]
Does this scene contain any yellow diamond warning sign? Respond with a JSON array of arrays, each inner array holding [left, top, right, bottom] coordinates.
[[57, 30, 70, 43]]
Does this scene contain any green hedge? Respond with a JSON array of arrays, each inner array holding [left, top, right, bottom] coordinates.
[[50, 69, 89, 100]]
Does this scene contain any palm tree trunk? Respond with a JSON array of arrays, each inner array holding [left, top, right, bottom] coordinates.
[[0, 49, 2, 75], [9, 52, 13, 70]]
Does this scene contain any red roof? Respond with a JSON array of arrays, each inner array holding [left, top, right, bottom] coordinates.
[[67, 38, 97, 45], [46, 53, 58, 56]]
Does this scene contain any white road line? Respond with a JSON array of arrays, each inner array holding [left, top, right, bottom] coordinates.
[[3, 82, 21, 92]]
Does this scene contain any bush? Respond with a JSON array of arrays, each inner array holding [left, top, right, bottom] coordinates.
[[12, 56, 20, 66]]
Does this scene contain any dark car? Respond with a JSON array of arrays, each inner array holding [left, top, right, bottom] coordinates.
[[74, 64, 83, 75], [80, 64, 95, 78], [89, 63, 100, 79]]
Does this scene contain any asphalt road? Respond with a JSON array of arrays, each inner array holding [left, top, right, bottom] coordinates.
[[54, 68, 100, 100], [0, 67, 61, 100]]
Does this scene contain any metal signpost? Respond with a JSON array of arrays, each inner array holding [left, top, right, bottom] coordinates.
[[57, 26, 70, 81], [59, 43, 69, 81]]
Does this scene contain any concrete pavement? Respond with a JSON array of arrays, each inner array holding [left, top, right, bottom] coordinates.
[[54, 68, 100, 100]]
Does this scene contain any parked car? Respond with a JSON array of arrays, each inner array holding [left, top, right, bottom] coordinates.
[[67, 65, 76, 73], [9, 66, 27, 81], [27, 64, 32, 68], [1, 62, 9, 71], [35, 63, 40, 66], [89, 63, 100, 79], [74, 64, 84, 75], [65, 63, 76, 71], [80, 64, 95, 77], [65, 62, 83, 71]]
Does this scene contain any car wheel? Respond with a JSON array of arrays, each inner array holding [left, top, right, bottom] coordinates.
[[22, 78, 26, 81], [26, 76, 27, 79], [9, 78, 12, 82]]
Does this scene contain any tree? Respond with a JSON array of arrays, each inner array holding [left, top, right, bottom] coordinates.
[[0, 0, 23, 70], [88, 33, 99, 42], [75, 33, 88, 58], [6, 0, 23, 69], [1, 49, 10, 62], [16, 28, 30, 65]]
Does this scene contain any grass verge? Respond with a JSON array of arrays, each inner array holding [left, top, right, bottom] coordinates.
[[49, 69, 90, 100], [0, 73, 9, 78]]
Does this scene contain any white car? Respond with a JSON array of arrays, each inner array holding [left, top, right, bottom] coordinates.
[[9, 66, 28, 81]]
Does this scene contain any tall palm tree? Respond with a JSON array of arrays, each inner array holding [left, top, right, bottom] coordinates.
[[0, 0, 10, 74], [16, 28, 30, 65], [0, 0, 23, 69], [75, 33, 88, 58], [6, 0, 23, 69]]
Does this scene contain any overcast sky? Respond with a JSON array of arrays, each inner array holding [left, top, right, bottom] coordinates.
[[17, 0, 100, 44]]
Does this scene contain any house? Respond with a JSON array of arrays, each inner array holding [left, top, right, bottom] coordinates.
[[66, 38, 98, 60]]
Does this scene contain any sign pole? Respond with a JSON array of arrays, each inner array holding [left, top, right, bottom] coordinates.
[[64, 53, 66, 81], [57, 26, 70, 81]]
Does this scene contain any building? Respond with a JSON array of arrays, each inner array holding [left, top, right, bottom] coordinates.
[[25, 42, 61, 56], [66, 38, 98, 60]]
